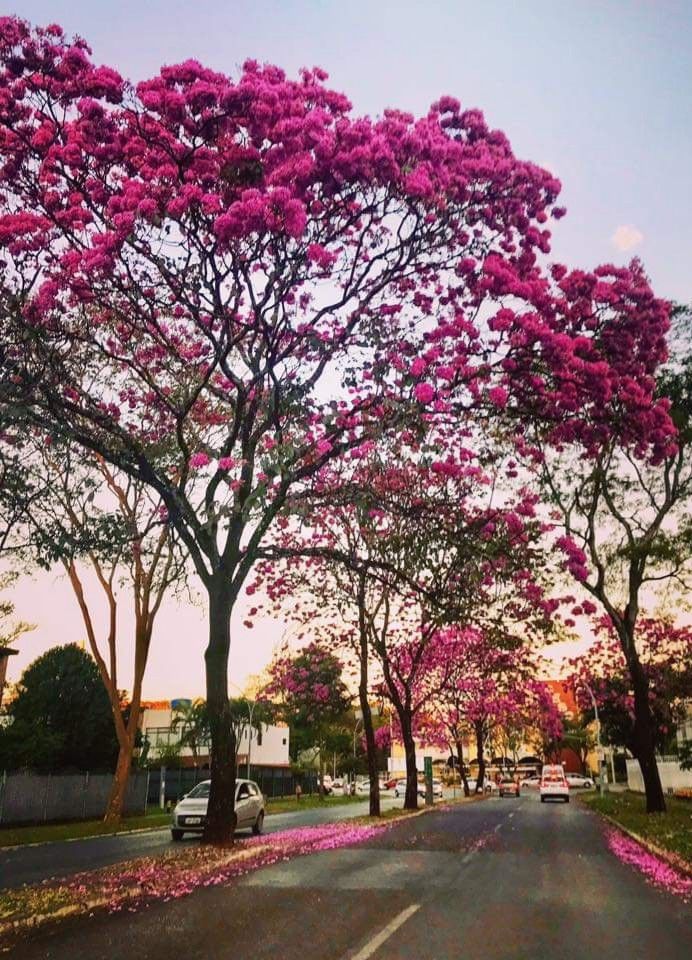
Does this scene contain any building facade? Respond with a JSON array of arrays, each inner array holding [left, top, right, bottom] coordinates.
[[139, 700, 290, 771]]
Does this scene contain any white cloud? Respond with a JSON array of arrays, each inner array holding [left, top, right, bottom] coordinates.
[[611, 224, 644, 252]]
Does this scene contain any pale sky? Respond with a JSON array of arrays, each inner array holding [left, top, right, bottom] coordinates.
[[4, 0, 692, 697]]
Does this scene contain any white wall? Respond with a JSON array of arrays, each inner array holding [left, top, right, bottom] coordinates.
[[140, 705, 290, 767], [626, 758, 692, 792]]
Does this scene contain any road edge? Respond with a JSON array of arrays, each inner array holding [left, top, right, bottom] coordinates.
[[0, 794, 482, 945], [580, 801, 692, 878]]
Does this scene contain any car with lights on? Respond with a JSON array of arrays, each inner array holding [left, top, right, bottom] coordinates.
[[539, 764, 570, 803]]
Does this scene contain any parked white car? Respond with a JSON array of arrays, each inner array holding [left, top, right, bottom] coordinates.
[[419, 779, 444, 800], [520, 775, 541, 788], [171, 779, 265, 840], [565, 773, 594, 789], [393, 778, 443, 799], [540, 764, 570, 803]]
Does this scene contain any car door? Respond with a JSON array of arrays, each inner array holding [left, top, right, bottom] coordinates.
[[236, 782, 253, 827], [247, 782, 262, 820]]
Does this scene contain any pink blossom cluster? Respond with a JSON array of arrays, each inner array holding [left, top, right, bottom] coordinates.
[[605, 828, 692, 902], [60, 820, 389, 917]]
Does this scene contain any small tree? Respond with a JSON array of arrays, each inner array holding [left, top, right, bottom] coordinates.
[[0, 644, 119, 771], [0, 440, 182, 821], [559, 716, 596, 774], [264, 642, 351, 795], [171, 698, 210, 766]]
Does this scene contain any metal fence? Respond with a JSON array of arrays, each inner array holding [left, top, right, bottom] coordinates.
[[147, 766, 319, 808], [0, 771, 149, 825]]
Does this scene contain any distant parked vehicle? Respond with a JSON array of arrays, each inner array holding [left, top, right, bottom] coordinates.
[[520, 775, 541, 788], [420, 779, 444, 800], [171, 779, 265, 840], [565, 773, 594, 789], [540, 765, 570, 803], [499, 778, 520, 798], [393, 779, 408, 798], [355, 779, 370, 794]]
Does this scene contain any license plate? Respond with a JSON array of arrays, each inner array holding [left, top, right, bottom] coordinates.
[[184, 817, 202, 825]]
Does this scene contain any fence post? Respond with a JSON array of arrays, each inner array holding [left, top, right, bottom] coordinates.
[[159, 766, 166, 810], [83, 771, 89, 819], [42, 773, 51, 822], [144, 770, 150, 814]]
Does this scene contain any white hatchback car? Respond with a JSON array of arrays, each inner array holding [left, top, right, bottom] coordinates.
[[539, 764, 570, 803], [565, 772, 594, 789], [171, 778, 265, 840]]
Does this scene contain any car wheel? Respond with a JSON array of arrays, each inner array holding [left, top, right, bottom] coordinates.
[[565, 797, 570, 803], [540, 797, 545, 803], [171, 829, 184, 841], [252, 811, 265, 835]]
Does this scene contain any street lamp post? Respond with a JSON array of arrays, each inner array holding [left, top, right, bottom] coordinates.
[[581, 680, 606, 796], [246, 698, 257, 780]]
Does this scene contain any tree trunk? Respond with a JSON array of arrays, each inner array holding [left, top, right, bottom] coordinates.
[[361, 692, 380, 817], [475, 723, 486, 793], [357, 581, 380, 817], [202, 584, 237, 844], [455, 737, 470, 797], [104, 736, 136, 824], [401, 715, 418, 810], [319, 745, 326, 802], [630, 657, 666, 813]]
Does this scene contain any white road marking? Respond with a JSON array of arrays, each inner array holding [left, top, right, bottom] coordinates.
[[346, 903, 421, 960]]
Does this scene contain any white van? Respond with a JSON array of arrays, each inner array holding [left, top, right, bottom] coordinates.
[[539, 764, 570, 803]]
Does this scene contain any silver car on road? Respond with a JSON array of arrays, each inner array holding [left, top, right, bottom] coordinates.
[[171, 778, 265, 840]]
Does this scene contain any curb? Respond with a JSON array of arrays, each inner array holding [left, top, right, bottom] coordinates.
[[0, 798, 365, 851], [582, 803, 692, 878], [0, 795, 470, 941]]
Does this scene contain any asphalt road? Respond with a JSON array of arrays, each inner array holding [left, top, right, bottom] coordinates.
[[0, 794, 405, 890], [7, 791, 691, 959]]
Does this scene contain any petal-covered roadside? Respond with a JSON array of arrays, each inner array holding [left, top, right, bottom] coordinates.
[[0, 816, 411, 940], [605, 827, 692, 903]]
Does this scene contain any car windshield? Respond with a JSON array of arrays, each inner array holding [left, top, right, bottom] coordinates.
[[187, 782, 211, 799]]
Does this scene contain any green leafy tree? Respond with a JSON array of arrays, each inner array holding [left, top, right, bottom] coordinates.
[[264, 643, 352, 794], [559, 716, 596, 774], [0, 644, 120, 771], [171, 699, 210, 766]]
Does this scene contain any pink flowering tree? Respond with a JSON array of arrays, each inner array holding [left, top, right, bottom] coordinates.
[[522, 681, 565, 764], [570, 618, 692, 759], [420, 626, 542, 793], [262, 641, 351, 795], [255, 451, 556, 810], [533, 330, 692, 811], [0, 20, 672, 838]]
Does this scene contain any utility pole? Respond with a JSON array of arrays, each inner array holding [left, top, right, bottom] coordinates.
[[246, 699, 257, 779], [581, 680, 606, 796]]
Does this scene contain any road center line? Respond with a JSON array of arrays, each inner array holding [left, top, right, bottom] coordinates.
[[345, 903, 421, 960]]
